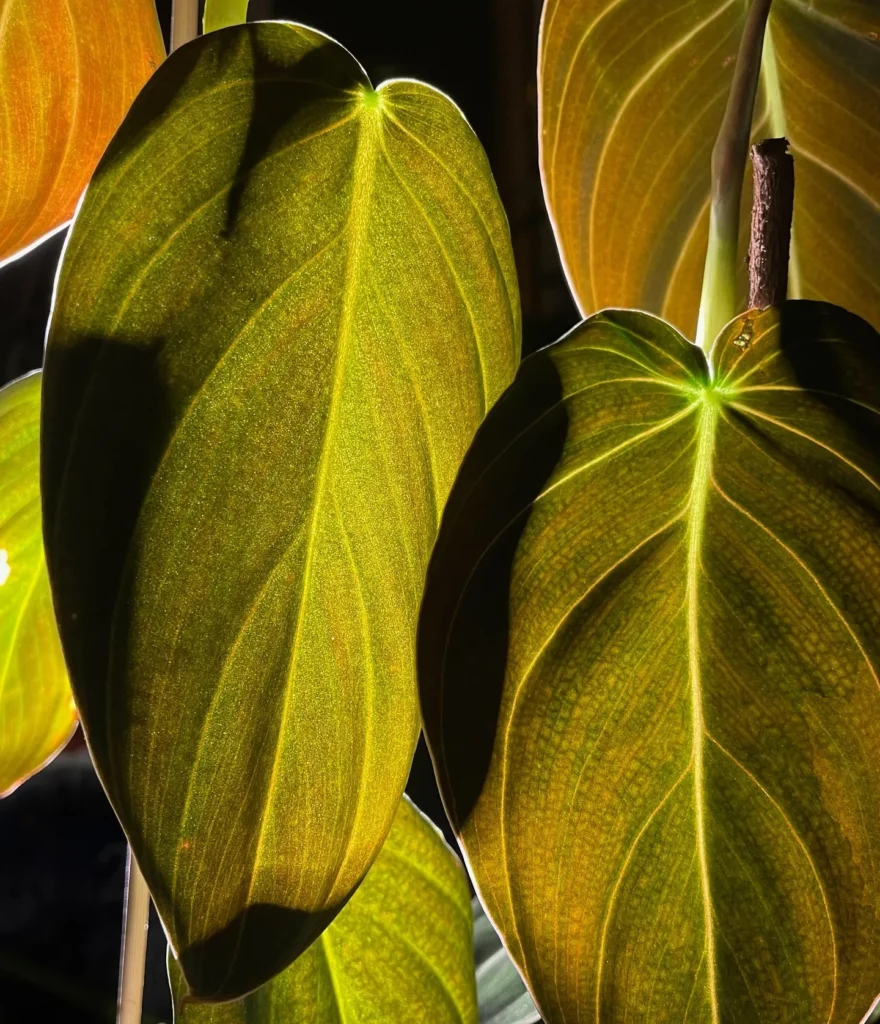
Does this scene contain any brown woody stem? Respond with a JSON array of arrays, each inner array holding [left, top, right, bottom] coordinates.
[[748, 137, 794, 309]]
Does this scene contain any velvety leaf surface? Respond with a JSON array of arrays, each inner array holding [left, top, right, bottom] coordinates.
[[0, 0, 164, 265], [473, 897, 540, 1024], [170, 796, 477, 1023], [419, 302, 880, 1022], [0, 372, 74, 797], [539, 0, 880, 336], [42, 21, 519, 1001]]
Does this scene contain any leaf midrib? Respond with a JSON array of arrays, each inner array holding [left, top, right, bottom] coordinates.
[[686, 394, 720, 1022], [245, 98, 381, 907]]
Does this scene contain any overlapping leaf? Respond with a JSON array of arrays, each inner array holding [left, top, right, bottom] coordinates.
[[203, 0, 250, 34], [420, 302, 880, 1022], [539, 0, 880, 336], [170, 796, 477, 1023], [473, 897, 540, 1024], [0, 0, 164, 265], [0, 372, 74, 797], [42, 21, 519, 1001]]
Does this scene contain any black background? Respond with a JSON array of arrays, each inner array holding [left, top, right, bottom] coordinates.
[[0, 1, 575, 1020]]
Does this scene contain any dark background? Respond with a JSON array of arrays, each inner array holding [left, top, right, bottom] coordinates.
[[0, 1, 575, 1020]]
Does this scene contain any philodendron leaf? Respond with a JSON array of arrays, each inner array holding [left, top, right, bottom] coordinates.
[[0, 0, 164, 265], [169, 796, 478, 1023], [0, 372, 75, 797], [473, 896, 540, 1024], [539, 0, 880, 336], [419, 302, 880, 1022], [203, 0, 249, 34], [42, 21, 519, 1002]]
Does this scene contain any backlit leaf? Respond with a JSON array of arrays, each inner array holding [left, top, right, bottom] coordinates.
[[539, 0, 880, 336], [170, 796, 478, 1023], [420, 302, 880, 1022], [42, 22, 519, 1001], [0, 371, 74, 797], [203, 0, 249, 34], [0, 0, 164, 265]]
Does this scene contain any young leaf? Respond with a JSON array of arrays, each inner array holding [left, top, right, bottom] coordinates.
[[203, 0, 249, 34], [419, 302, 880, 1022], [539, 0, 880, 336], [473, 897, 540, 1024], [169, 796, 478, 1023], [42, 22, 519, 1002], [0, 0, 164, 265], [0, 372, 75, 797]]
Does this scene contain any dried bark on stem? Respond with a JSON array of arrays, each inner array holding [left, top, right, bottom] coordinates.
[[748, 137, 795, 309]]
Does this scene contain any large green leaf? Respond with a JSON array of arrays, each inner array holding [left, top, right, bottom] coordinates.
[[0, 371, 75, 797], [419, 302, 880, 1022], [170, 796, 477, 1023], [42, 22, 519, 1001], [539, 0, 880, 337]]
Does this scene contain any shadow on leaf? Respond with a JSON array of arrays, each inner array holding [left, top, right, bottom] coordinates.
[[418, 350, 568, 829]]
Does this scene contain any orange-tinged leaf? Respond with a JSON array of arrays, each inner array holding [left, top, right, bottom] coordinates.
[[0, 0, 164, 265], [539, 0, 880, 337]]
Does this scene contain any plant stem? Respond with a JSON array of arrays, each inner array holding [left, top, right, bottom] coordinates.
[[116, 847, 150, 1024], [695, 0, 774, 352], [748, 138, 794, 308], [171, 0, 199, 51]]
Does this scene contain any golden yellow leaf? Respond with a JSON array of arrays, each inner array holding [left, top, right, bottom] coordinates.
[[540, 0, 880, 336], [0, 0, 164, 264]]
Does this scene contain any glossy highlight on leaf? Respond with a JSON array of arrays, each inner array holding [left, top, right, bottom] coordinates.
[[539, 0, 880, 336], [42, 21, 519, 1002], [170, 796, 478, 1023], [0, 0, 164, 265], [0, 372, 74, 797], [420, 302, 880, 1022]]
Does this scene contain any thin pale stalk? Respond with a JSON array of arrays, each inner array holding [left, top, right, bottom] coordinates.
[[695, 0, 774, 352], [171, 0, 199, 51], [116, 847, 150, 1024]]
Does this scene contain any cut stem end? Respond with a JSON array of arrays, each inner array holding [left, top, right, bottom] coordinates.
[[748, 138, 794, 309]]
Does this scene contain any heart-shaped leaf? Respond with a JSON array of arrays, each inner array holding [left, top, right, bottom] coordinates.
[[42, 21, 519, 1001], [0, 371, 75, 797], [473, 896, 540, 1024], [420, 302, 880, 1022], [170, 796, 477, 1023], [539, 0, 880, 336], [0, 0, 164, 265]]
